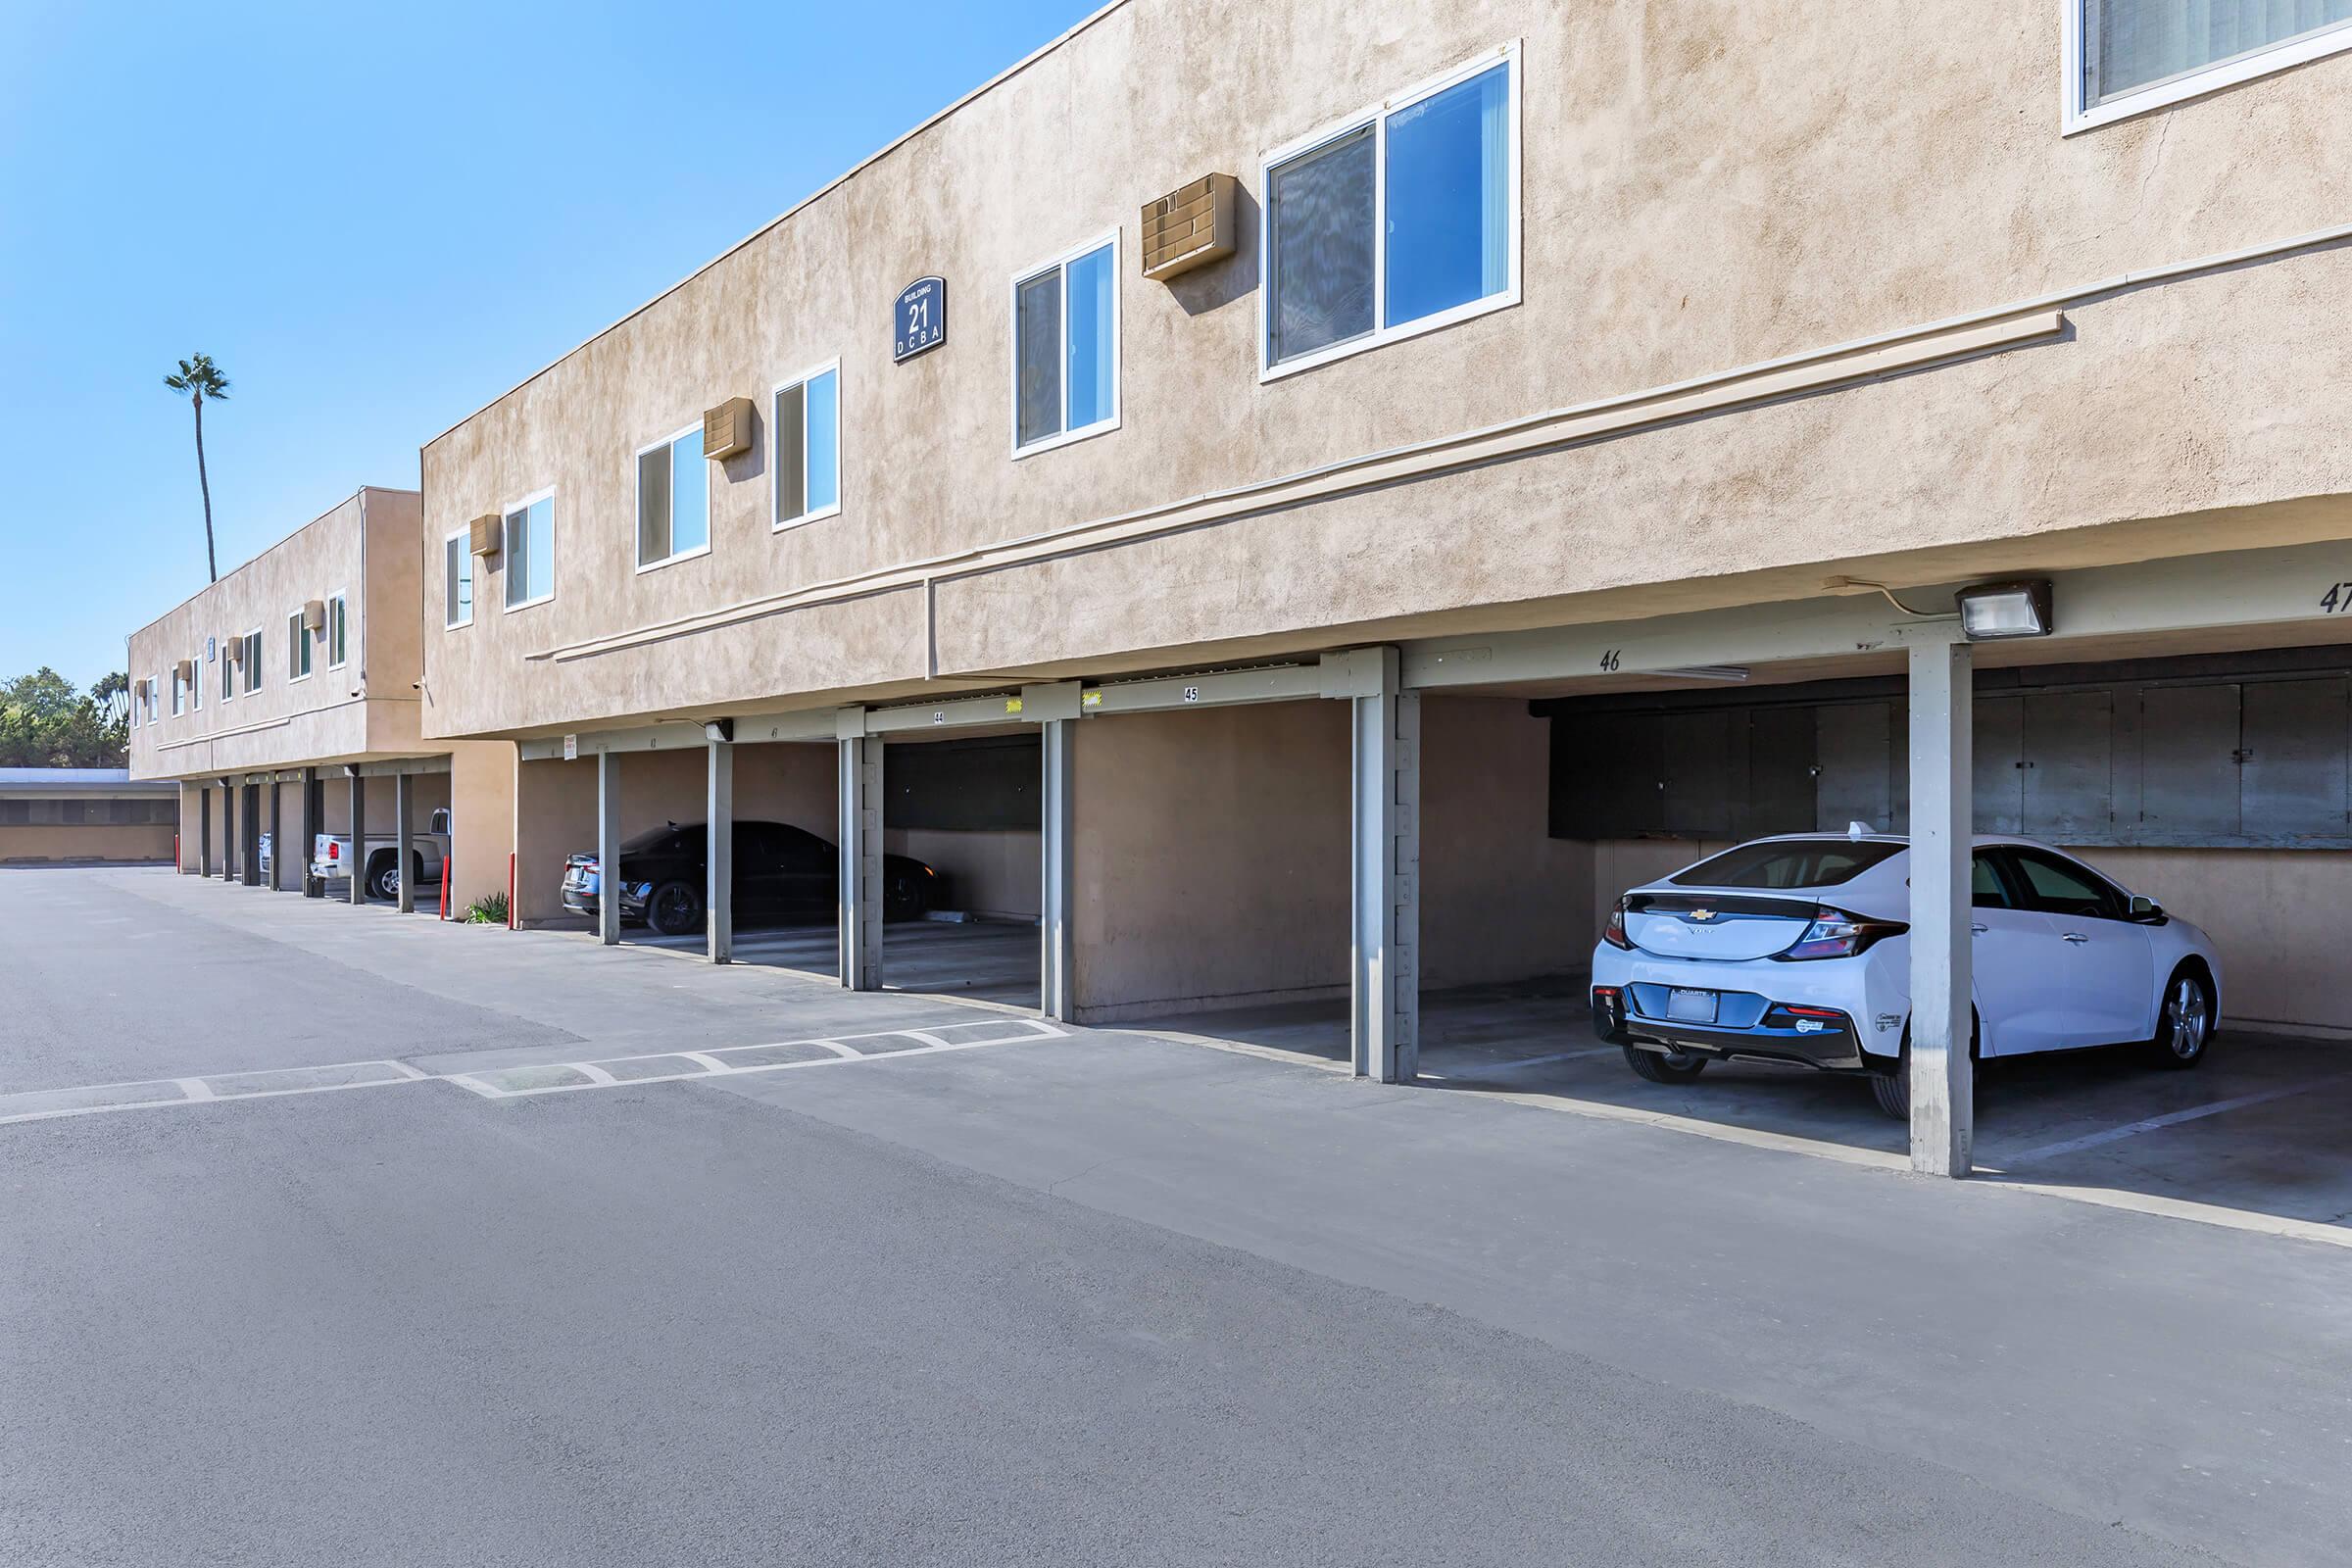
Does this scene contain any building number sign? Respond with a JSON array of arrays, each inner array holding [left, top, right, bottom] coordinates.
[[894, 276, 947, 362]]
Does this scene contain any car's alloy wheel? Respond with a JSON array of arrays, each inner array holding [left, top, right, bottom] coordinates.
[[2149, 972, 2212, 1069], [368, 858, 400, 902], [647, 880, 704, 937]]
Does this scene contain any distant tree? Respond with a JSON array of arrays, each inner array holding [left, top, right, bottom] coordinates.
[[163, 354, 231, 582], [0, 668, 126, 767]]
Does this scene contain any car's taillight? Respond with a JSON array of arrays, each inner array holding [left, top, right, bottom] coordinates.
[[1776, 906, 1907, 961], [1602, 899, 1635, 950], [326, 842, 339, 860]]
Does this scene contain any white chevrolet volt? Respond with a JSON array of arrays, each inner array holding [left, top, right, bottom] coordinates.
[[1589, 831, 2223, 1118]]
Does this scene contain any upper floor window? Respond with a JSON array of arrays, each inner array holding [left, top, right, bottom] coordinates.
[[504, 491, 556, 610], [287, 610, 313, 681], [326, 592, 348, 668], [241, 628, 263, 695], [1012, 233, 1119, 456], [444, 530, 473, 628], [2071, 1, 2352, 128], [171, 666, 187, 716], [773, 365, 842, 528], [636, 425, 710, 568], [189, 654, 200, 710], [1262, 47, 1519, 377], [220, 642, 234, 703]]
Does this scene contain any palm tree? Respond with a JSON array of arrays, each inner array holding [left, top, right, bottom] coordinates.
[[164, 355, 231, 581]]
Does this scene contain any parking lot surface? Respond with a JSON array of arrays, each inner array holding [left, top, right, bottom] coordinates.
[[5, 866, 2349, 1566]]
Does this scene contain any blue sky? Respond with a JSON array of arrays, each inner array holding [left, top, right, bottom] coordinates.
[[0, 0, 1101, 690]]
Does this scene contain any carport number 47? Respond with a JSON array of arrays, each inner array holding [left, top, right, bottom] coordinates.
[[2324, 583, 2352, 614]]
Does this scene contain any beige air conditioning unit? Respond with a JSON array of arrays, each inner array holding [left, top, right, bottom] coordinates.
[[226, 636, 245, 665], [173, 658, 194, 683], [469, 514, 502, 562], [1141, 172, 1237, 282], [704, 396, 755, 460], [303, 598, 326, 632]]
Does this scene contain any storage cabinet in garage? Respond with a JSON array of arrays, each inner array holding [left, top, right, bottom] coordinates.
[[1543, 653, 2352, 850]]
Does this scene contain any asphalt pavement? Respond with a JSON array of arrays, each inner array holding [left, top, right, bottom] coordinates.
[[4, 867, 2345, 1566]]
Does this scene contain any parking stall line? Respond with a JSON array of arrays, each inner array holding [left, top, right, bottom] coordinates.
[[1999, 1081, 2340, 1167]]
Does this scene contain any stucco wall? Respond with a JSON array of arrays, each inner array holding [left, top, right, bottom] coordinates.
[[0, 824, 175, 865], [1071, 701, 1348, 1019], [127, 488, 425, 781], [886, 828, 1040, 921], [419, 0, 2352, 741], [1420, 698, 1592, 988], [449, 742, 517, 917]]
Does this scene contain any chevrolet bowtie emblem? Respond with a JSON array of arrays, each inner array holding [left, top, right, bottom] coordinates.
[[1689, 908, 1716, 921]]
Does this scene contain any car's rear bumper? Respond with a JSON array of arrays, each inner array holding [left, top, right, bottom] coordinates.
[[1591, 988, 1870, 1071]]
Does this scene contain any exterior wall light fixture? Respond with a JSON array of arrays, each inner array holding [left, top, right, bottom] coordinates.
[[1955, 579, 2054, 641]]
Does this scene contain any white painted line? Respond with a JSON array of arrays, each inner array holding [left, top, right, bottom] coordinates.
[[806, 1039, 860, 1058], [572, 1062, 621, 1087], [380, 1058, 432, 1082], [441, 1074, 513, 1101], [474, 1027, 1066, 1100], [680, 1052, 734, 1073], [1, 1073, 437, 1126], [175, 1078, 217, 1102], [1982, 1176, 2352, 1250], [2001, 1082, 2334, 1166]]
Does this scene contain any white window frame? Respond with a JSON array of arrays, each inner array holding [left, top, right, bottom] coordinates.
[[635, 423, 711, 573], [1256, 42, 1523, 384], [220, 642, 234, 704], [324, 589, 349, 670], [286, 608, 314, 683], [171, 665, 186, 716], [771, 361, 844, 531], [443, 526, 474, 629], [2064, 1, 2352, 132], [189, 653, 200, 710], [1007, 228, 1123, 460], [130, 679, 142, 728], [241, 628, 263, 696], [502, 486, 559, 612]]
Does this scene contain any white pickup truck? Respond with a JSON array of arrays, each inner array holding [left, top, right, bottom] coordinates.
[[308, 808, 451, 902]]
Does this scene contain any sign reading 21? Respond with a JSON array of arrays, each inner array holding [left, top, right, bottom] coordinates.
[[894, 276, 946, 362]]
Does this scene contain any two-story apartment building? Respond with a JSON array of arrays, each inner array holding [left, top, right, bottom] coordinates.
[[126, 488, 514, 912], [110, 0, 2352, 1176]]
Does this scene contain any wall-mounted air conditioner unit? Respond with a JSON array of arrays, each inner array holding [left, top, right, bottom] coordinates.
[[468, 514, 502, 562], [303, 599, 326, 632], [1141, 172, 1237, 282], [704, 396, 755, 460]]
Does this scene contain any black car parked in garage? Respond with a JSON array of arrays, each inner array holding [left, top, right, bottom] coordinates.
[[562, 820, 937, 935]]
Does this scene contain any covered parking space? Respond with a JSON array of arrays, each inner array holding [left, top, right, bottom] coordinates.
[[194, 756, 454, 914], [1110, 539, 2352, 1231]]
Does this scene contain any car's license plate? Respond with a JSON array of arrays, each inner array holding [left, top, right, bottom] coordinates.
[[1667, 988, 1718, 1023]]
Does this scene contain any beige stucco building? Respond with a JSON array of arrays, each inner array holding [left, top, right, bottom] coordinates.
[[127, 0, 2352, 1175], [0, 769, 177, 864], [125, 487, 514, 910]]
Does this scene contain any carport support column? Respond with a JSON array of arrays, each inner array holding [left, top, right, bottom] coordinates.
[[1030, 684, 1082, 1020], [269, 776, 284, 890], [1907, 632, 1974, 1178], [347, 768, 365, 906], [596, 750, 621, 947], [836, 710, 882, 991], [301, 768, 321, 898], [394, 772, 415, 914], [220, 778, 236, 882], [1337, 647, 1419, 1083], [197, 785, 212, 877], [707, 726, 734, 964], [241, 784, 261, 887]]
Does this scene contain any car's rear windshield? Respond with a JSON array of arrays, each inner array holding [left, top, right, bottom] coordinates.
[[1669, 839, 1902, 890]]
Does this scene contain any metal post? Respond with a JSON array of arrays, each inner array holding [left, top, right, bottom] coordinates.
[[707, 733, 734, 963], [197, 784, 212, 877], [1348, 647, 1419, 1082], [836, 713, 881, 990], [301, 768, 321, 898], [1907, 632, 1975, 1177], [348, 768, 365, 906], [394, 772, 415, 914], [597, 749, 621, 946], [269, 777, 285, 890], [220, 779, 237, 883], [1040, 710, 1078, 1020], [241, 784, 261, 887]]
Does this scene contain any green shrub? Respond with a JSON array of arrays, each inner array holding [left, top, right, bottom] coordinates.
[[463, 892, 511, 926]]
